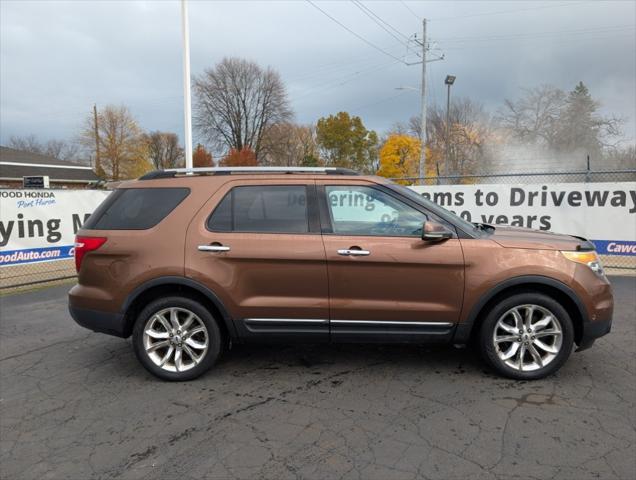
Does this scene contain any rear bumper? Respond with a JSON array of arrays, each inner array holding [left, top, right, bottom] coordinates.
[[69, 304, 126, 338]]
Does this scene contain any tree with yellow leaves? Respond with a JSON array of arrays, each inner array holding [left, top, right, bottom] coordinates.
[[81, 105, 152, 180], [377, 134, 423, 184]]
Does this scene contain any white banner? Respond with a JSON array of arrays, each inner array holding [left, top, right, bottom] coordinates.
[[0, 189, 110, 266], [409, 182, 636, 256]]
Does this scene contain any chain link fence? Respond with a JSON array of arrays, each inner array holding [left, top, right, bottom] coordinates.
[[393, 168, 636, 186], [0, 259, 76, 291], [395, 168, 636, 270]]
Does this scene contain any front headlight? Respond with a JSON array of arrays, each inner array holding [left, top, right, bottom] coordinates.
[[561, 250, 605, 276]]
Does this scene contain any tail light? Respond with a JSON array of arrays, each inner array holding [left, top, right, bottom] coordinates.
[[74, 236, 107, 273]]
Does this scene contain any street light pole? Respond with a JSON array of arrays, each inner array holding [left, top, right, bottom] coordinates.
[[181, 0, 193, 169], [444, 75, 456, 177], [418, 18, 427, 185]]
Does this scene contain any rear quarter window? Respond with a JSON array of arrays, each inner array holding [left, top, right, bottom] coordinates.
[[83, 187, 190, 230]]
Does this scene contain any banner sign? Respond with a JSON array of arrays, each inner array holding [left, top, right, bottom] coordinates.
[[0, 189, 110, 266], [409, 182, 636, 256]]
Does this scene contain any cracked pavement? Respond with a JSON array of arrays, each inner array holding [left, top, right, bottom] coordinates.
[[1, 277, 634, 480]]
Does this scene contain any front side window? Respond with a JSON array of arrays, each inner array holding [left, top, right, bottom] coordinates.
[[207, 185, 309, 233], [325, 185, 427, 237]]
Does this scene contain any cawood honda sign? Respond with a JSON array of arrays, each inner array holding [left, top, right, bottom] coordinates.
[[0, 182, 634, 266], [0, 189, 109, 266]]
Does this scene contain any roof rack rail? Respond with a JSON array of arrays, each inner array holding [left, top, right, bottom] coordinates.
[[139, 166, 359, 180]]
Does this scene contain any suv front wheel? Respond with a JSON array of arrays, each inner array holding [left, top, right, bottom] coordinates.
[[479, 292, 574, 380], [132, 296, 222, 381]]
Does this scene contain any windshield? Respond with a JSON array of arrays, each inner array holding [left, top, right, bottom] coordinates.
[[386, 182, 478, 234]]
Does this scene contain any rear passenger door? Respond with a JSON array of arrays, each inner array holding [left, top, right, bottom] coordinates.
[[185, 180, 329, 342]]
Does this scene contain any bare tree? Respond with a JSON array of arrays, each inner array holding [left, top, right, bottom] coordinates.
[[431, 98, 495, 175], [260, 123, 319, 166], [390, 98, 495, 176], [44, 139, 81, 162], [386, 118, 422, 140], [497, 82, 624, 161], [194, 57, 293, 160], [8, 134, 42, 153], [80, 105, 151, 180], [146, 131, 184, 169], [603, 145, 636, 170], [8, 135, 82, 162], [497, 85, 566, 147]]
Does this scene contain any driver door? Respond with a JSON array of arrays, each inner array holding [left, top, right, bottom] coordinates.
[[317, 180, 465, 342]]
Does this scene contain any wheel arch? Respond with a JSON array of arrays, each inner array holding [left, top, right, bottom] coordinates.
[[120, 276, 237, 340], [453, 275, 588, 346]]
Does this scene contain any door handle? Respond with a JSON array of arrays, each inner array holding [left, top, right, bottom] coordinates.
[[337, 249, 370, 256], [198, 244, 230, 252]]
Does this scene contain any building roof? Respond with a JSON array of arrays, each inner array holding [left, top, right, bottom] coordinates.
[[0, 146, 99, 183]]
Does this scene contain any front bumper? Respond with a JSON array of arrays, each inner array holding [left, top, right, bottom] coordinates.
[[69, 304, 126, 338], [576, 315, 612, 352], [571, 266, 613, 351]]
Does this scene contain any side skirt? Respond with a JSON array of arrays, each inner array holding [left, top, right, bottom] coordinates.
[[238, 318, 330, 343], [236, 318, 456, 344], [330, 320, 455, 344]]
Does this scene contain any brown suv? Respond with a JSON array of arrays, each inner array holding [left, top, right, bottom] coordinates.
[[68, 167, 613, 381]]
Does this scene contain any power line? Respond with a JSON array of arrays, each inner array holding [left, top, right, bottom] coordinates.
[[351, 0, 412, 43], [305, 0, 407, 64], [286, 42, 407, 83], [287, 52, 388, 81], [350, 1, 410, 48], [399, 0, 421, 21], [292, 59, 402, 102]]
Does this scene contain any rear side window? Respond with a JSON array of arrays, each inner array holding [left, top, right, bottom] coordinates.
[[207, 185, 308, 233], [83, 188, 190, 230]]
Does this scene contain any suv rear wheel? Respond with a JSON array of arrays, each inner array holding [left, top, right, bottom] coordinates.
[[132, 296, 221, 381], [479, 292, 574, 380]]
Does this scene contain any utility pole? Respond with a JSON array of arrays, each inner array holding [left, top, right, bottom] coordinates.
[[446, 85, 450, 171], [92, 104, 101, 176], [397, 20, 443, 184], [444, 75, 456, 176], [181, 0, 193, 169], [418, 18, 427, 185]]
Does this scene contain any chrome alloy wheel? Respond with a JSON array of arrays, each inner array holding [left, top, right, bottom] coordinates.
[[492, 304, 563, 372], [142, 307, 209, 373]]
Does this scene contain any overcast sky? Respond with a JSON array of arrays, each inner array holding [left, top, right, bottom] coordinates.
[[1, 0, 635, 152]]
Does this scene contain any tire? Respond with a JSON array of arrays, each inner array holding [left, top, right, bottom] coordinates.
[[478, 292, 574, 380], [132, 296, 222, 381]]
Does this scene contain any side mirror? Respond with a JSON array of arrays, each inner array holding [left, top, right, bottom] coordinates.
[[422, 221, 453, 242]]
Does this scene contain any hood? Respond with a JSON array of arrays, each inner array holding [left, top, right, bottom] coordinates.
[[489, 225, 588, 251]]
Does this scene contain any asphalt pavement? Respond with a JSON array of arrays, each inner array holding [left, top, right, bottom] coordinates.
[[1, 277, 634, 480]]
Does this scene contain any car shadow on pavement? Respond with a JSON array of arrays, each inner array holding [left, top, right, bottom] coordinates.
[[202, 342, 495, 382]]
